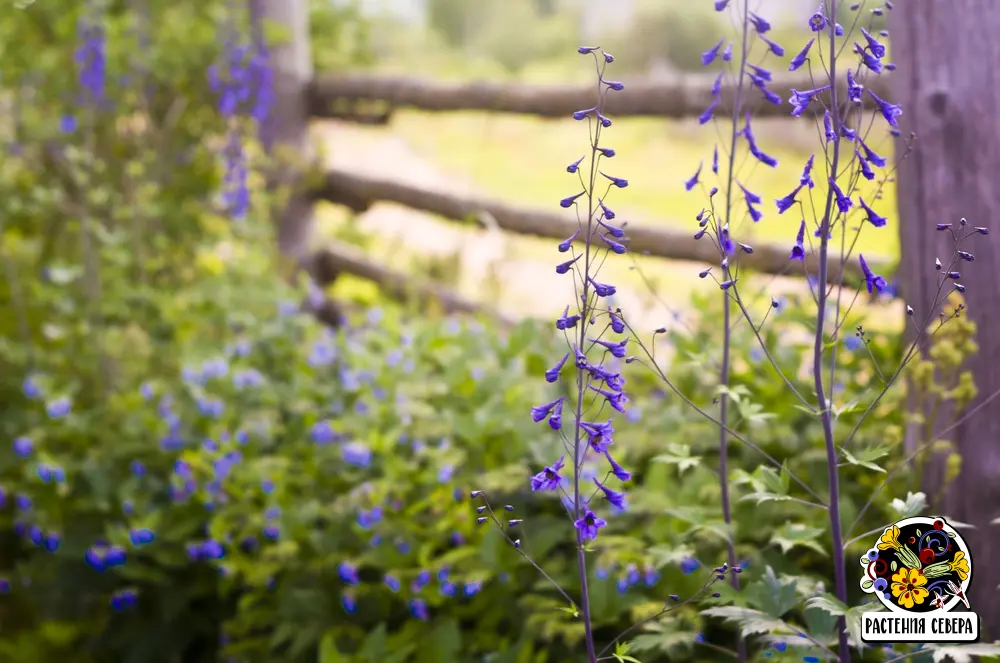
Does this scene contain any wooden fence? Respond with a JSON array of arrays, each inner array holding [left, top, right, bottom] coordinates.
[[258, 1, 893, 320]]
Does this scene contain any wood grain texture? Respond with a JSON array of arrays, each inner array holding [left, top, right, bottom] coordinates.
[[308, 71, 892, 120], [891, 0, 1000, 636], [315, 166, 889, 283]]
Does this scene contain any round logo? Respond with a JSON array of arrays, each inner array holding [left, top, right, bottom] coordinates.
[[859, 516, 972, 613]]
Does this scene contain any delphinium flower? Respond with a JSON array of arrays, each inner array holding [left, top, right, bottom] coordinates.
[[682, 4, 992, 663], [470, 48, 727, 663]]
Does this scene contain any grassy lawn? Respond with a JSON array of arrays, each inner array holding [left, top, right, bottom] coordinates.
[[387, 109, 901, 259]]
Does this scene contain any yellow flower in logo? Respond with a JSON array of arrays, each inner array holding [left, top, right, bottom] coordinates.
[[878, 525, 902, 551], [891, 567, 929, 609], [949, 551, 970, 581]]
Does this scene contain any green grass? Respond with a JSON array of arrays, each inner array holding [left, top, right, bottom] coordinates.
[[387, 110, 900, 259]]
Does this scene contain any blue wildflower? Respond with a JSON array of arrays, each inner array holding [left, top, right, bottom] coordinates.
[[574, 509, 607, 542], [859, 197, 888, 227], [789, 39, 814, 71], [790, 220, 806, 261]]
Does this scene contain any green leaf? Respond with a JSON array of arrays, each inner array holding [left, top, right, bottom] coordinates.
[[739, 492, 801, 506], [651, 444, 702, 474], [700, 606, 795, 638], [770, 522, 826, 556], [318, 630, 345, 663], [417, 619, 462, 663], [744, 566, 799, 618], [846, 602, 885, 649], [841, 447, 887, 473], [928, 642, 1000, 662], [805, 593, 848, 617], [891, 491, 927, 517]]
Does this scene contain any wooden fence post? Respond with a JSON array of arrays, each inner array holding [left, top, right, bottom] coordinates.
[[249, 0, 315, 260]]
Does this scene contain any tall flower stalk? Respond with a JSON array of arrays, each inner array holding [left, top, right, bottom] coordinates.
[[676, 2, 990, 662], [471, 47, 728, 662]]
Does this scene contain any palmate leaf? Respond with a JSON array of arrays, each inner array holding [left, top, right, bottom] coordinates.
[[891, 491, 928, 518], [700, 606, 796, 638], [805, 593, 849, 617], [841, 446, 888, 473], [846, 602, 885, 649], [770, 522, 826, 556], [650, 443, 702, 474], [927, 643, 1000, 662]]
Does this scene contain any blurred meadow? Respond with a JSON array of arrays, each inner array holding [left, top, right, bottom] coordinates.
[[313, 0, 900, 326]]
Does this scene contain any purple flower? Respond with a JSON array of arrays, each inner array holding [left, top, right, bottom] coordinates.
[[530, 397, 564, 430], [856, 43, 883, 73], [776, 185, 802, 214], [680, 557, 700, 574], [869, 90, 903, 126], [737, 181, 763, 222], [409, 598, 429, 620], [860, 27, 886, 59], [759, 35, 784, 56], [593, 479, 627, 510], [531, 456, 565, 492], [545, 353, 570, 382], [790, 220, 806, 261], [698, 97, 720, 125], [574, 509, 607, 542], [800, 155, 815, 188], [788, 85, 830, 116], [789, 39, 814, 71], [600, 172, 628, 188], [830, 178, 852, 213], [12, 436, 32, 458], [809, 7, 827, 31], [858, 137, 887, 168], [684, 162, 702, 191], [343, 443, 372, 467], [566, 156, 585, 173], [823, 111, 836, 142], [712, 146, 719, 174], [857, 151, 875, 181], [560, 191, 585, 208], [859, 197, 888, 227], [749, 12, 771, 33], [860, 254, 887, 294], [847, 69, 864, 104], [701, 39, 725, 65]]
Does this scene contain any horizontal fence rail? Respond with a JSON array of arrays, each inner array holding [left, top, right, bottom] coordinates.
[[313, 166, 889, 284], [309, 71, 891, 120]]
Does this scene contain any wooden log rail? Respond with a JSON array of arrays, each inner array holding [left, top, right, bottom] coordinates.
[[308, 71, 892, 121], [313, 166, 891, 284]]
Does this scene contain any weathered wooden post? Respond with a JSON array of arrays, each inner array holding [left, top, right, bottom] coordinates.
[[249, 0, 315, 261], [890, 0, 1000, 638]]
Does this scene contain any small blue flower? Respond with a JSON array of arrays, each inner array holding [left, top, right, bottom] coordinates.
[[343, 442, 372, 467], [341, 591, 357, 614], [680, 557, 700, 574], [409, 598, 429, 620], [129, 528, 155, 546], [859, 254, 887, 294], [60, 115, 78, 133], [47, 397, 71, 419], [12, 436, 33, 458]]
